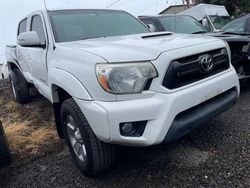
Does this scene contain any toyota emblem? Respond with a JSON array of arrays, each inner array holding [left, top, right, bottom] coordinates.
[[200, 55, 214, 72]]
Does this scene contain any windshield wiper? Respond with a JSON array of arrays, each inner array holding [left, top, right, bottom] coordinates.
[[221, 32, 250, 36], [80, 36, 106, 40], [192, 31, 207, 34]]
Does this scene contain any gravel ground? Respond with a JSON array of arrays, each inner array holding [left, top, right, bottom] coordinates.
[[0, 86, 250, 188]]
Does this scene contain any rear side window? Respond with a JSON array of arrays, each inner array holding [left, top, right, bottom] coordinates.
[[18, 18, 27, 35], [30, 15, 46, 45]]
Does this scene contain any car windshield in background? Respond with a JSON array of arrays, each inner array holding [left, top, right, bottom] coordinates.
[[49, 10, 150, 43], [209, 15, 231, 29], [158, 16, 207, 34]]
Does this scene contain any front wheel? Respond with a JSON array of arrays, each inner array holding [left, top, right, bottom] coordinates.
[[61, 98, 116, 176]]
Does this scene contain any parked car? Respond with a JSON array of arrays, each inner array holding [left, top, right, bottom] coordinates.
[[139, 15, 250, 79], [6, 9, 239, 176], [0, 120, 11, 168], [178, 3, 231, 32], [221, 14, 250, 34], [139, 14, 207, 34]]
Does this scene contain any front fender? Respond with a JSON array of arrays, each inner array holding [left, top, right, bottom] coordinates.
[[49, 68, 92, 102]]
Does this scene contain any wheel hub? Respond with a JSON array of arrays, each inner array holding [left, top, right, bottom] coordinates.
[[66, 115, 87, 162], [11, 80, 17, 98]]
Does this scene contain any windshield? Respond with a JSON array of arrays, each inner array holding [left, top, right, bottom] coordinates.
[[209, 15, 231, 29], [49, 10, 150, 43], [158, 16, 207, 34]]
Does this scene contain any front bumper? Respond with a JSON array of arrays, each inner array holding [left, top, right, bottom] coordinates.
[[74, 69, 239, 147], [163, 88, 237, 143]]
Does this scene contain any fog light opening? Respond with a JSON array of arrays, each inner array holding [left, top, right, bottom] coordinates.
[[120, 121, 147, 137], [120, 123, 136, 136]]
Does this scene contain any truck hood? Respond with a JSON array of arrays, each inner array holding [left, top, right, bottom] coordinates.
[[59, 32, 221, 62]]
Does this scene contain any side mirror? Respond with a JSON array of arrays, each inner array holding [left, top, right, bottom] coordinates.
[[147, 24, 156, 32], [202, 18, 208, 27], [17, 31, 45, 48]]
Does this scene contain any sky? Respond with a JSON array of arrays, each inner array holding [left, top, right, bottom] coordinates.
[[0, 0, 183, 63]]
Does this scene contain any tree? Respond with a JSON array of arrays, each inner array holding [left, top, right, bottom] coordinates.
[[196, 0, 250, 16]]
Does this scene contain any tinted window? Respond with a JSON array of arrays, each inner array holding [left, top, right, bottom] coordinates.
[[223, 19, 246, 33], [49, 10, 150, 43], [18, 19, 27, 35], [140, 19, 160, 32], [31, 15, 46, 45], [246, 17, 250, 32], [158, 16, 207, 34], [209, 16, 231, 29]]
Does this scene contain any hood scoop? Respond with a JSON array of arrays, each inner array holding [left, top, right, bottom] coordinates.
[[141, 32, 173, 39]]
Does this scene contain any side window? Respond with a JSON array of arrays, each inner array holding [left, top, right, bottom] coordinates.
[[18, 19, 27, 35], [30, 15, 46, 45], [223, 19, 246, 33], [245, 17, 250, 32], [141, 19, 159, 32]]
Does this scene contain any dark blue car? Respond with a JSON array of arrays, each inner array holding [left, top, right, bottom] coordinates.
[[139, 15, 250, 79], [221, 14, 250, 34], [0, 121, 11, 168]]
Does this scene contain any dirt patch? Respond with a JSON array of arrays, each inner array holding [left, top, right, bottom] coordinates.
[[0, 84, 64, 165]]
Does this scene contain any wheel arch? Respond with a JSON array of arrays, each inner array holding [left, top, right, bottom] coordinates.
[[7, 61, 21, 71], [51, 85, 72, 139], [49, 68, 92, 139], [49, 68, 92, 103]]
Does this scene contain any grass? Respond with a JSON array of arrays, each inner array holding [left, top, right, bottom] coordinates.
[[5, 121, 59, 157], [6, 100, 20, 112], [0, 88, 64, 162]]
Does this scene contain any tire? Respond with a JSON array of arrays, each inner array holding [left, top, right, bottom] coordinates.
[[9, 69, 30, 104], [61, 98, 116, 176], [0, 121, 11, 168]]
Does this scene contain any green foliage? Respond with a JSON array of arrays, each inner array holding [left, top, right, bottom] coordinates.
[[196, 0, 250, 16]]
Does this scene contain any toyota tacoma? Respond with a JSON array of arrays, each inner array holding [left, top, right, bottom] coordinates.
[[6, 9, 239, 176]]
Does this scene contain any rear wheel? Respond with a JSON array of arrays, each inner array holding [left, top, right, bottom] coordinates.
[[61, 98, 116, 176], [0, 121, 11, 168], [9, 69, 30, 104]]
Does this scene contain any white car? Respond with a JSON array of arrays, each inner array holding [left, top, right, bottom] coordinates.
[[6, 9, 239, 176], [1, 63, 9, 79]]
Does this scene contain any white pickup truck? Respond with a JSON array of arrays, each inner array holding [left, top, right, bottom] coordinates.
[[6, 9, 239, 176]]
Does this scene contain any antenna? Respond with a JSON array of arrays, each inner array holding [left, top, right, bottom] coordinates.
[[156, 0, 158, 15], [174, 0, 178, 33], [106, 0, 121, 8], [43, 0, 48, 10]]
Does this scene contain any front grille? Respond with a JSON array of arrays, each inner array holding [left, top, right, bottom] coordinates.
[[162, 48, 230, 89]]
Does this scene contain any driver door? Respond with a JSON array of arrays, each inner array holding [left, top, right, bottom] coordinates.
[[27, 13, 48, 85]]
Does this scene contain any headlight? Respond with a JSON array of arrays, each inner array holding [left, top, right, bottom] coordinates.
[[96, 62, 158, 94]]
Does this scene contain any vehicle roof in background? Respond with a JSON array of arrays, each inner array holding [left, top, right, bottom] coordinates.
[[138, 14, 200, 22], [139, 14, 194, 18], [178, 3, 229, 21]]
